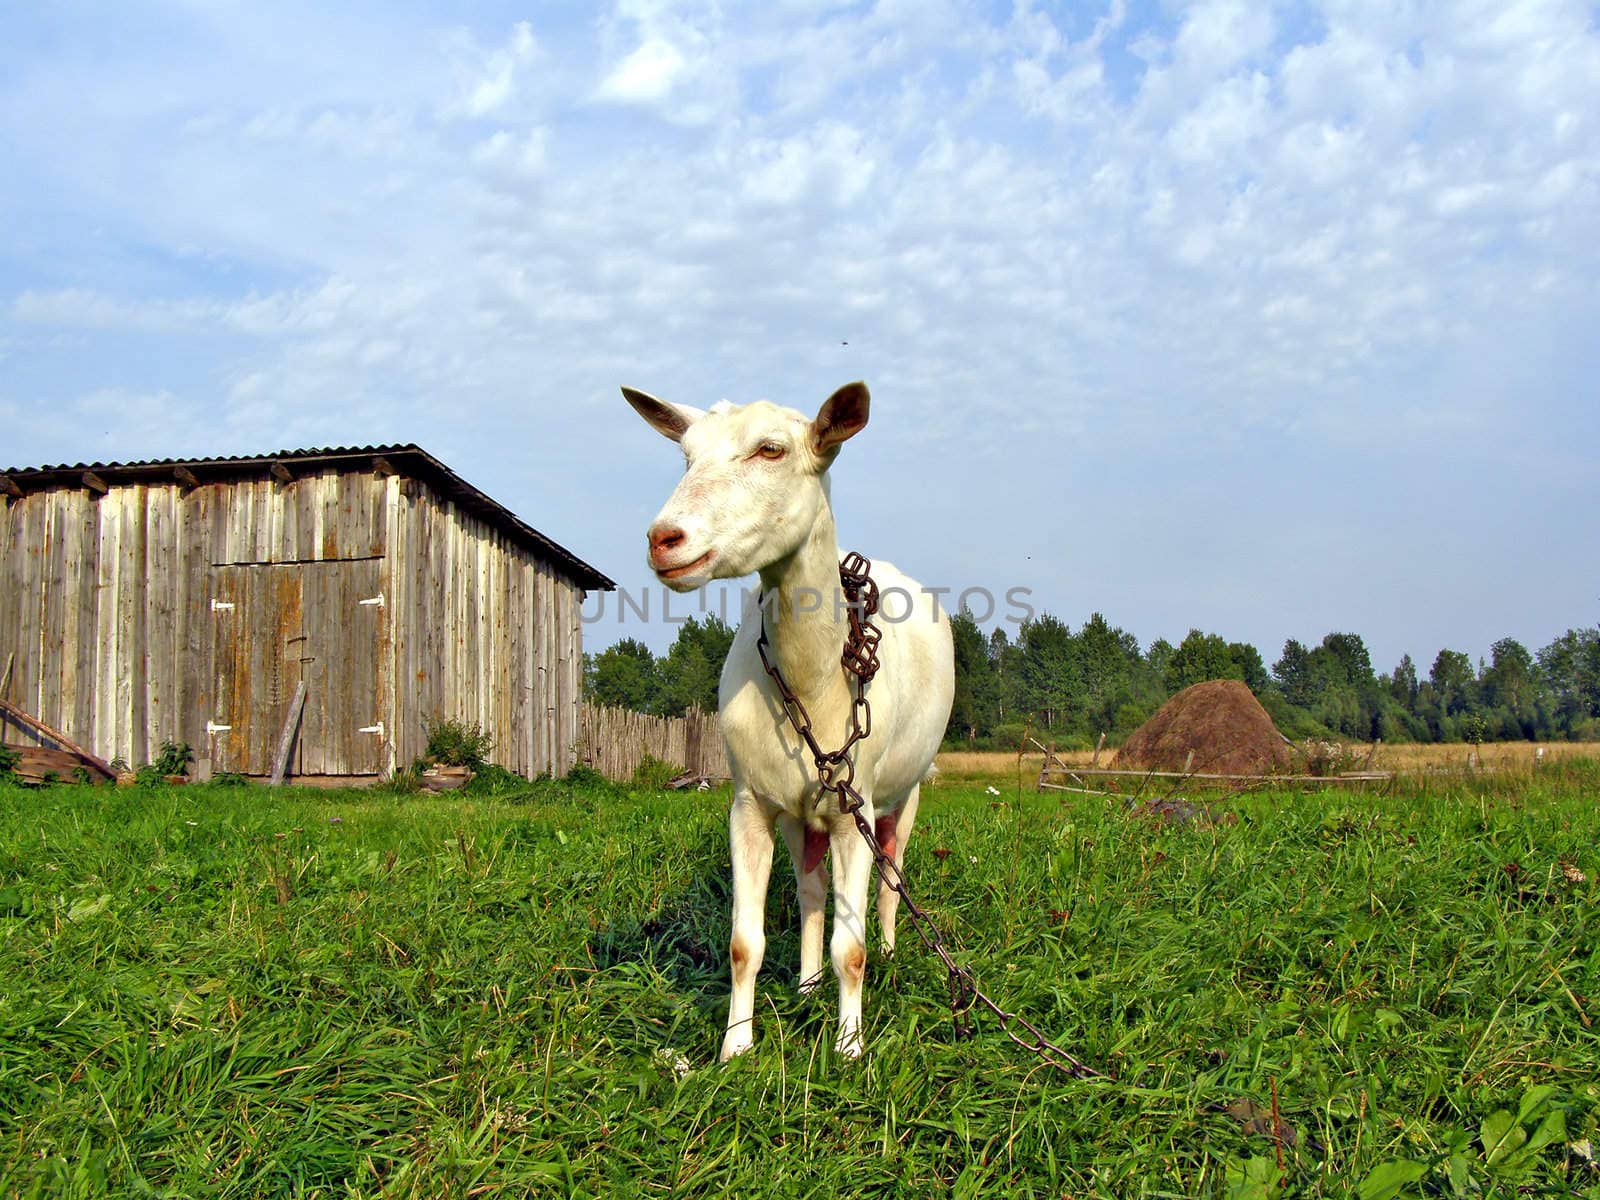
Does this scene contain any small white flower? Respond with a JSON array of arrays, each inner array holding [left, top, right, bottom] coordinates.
[[969, 855, 978, 864], [655, 1047, 692, 1077], [985, 786, 1001, 796]]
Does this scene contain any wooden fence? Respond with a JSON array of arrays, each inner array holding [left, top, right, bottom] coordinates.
[[576, 703, 728, 783]]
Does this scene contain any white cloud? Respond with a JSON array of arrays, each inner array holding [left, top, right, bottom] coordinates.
[[1172, 0, 1275, 76], [597, 37, 688, 103], [471, 127, 548, 183], [739, 122, 874, 208], [1166, 70, 1271, 163], [451, 21, 539, 118]]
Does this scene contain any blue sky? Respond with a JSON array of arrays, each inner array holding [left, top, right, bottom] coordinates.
[[3, 1, 1597, 676]]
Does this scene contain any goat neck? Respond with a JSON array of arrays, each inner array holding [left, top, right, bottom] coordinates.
[[756, 497, 852, 705]]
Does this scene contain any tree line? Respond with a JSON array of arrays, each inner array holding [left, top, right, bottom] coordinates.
[[951, 615, 1600, 750], [584, 616, 736, 719], [584, 610, 1600, 749]]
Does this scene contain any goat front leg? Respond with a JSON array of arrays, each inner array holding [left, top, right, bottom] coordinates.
[[720, 792, 775, 1061], [777, 812, 829, 995], [828, 797, 876, 1057]]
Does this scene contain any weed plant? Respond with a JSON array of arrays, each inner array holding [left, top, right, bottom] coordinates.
[[0, 762, 1596, 1197], [632, 753, 685, 791], [421, 719, 494, 769]]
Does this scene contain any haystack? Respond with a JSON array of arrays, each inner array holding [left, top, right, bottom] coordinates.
[[1113, 679, 1292, 776]]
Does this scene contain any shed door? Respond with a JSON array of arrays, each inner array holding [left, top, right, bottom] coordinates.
[[209, 559, 385, 776]]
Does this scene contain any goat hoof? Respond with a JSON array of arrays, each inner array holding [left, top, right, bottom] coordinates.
[[719, 1020, 755, 1061]]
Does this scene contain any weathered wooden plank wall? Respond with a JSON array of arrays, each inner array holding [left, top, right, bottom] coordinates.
[[0, 485, 192, 767], [576, 703, 728, 782], [383, 477, 586, 779], [0, 472, 389, 770], [2, 464, 592, 780]]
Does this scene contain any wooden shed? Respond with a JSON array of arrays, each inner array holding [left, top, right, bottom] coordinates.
[[0, 446, 614, 782]]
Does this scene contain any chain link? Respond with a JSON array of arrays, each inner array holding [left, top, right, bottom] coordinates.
[[755, 555, 1102, 1080]]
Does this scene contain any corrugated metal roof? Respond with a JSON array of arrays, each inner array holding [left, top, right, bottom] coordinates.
[[1, 444, 616, 591]]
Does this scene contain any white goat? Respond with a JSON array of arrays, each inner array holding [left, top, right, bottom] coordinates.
[[624, 381, 955, 1060]]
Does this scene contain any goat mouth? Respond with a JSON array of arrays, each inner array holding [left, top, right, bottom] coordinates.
[[656, 550, 715, 581]]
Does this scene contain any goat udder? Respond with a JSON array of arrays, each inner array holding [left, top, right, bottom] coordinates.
[[873, 814, 897, 861]]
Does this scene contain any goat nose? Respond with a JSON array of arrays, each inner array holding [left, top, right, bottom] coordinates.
[[649, 524, 685, 551], [648, 524, 686, 564]]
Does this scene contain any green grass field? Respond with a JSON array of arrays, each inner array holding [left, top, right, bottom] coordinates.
[[2, 763, 1597, 1198]]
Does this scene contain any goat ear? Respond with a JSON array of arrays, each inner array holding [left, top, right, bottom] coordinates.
[[811, 381, 870, 458], [622, 387, 704, 443]]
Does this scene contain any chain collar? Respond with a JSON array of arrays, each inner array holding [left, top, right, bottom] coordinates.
[[755, 550, 880, 811]]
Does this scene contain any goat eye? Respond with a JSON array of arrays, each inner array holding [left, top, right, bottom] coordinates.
[[755, 443, 786, 461]]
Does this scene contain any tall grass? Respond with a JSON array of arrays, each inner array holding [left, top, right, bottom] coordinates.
[[1, 763, 1597, 1197]]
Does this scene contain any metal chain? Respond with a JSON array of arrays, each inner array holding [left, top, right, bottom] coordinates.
[[756, 554, 1102, 1080]]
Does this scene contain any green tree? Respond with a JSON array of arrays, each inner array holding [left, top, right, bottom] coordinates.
[[1016, 613, 1080, 729], [1227, 641, 1271, 693], [1274, 639, 1314, 707], [1165, 629, 1242, 693], [1482, 638, 1533, 709], [989, 626, 1025, 722], [1319, 632, 1375, 687], [1536, 627, 1600, 736], [1272, 633, 1387, 739], [1430, 649, 1478, 716], [1480, 637, 1538, 739], [1145, 638, 1175, 689], [586, 638, 664, 713], [657, 616, 736, 716], [1388, 654, 1419, 710], [946, 608, 1000, 741], [1077, 613, 1142, 735], [1314, 633, 1384, 738]]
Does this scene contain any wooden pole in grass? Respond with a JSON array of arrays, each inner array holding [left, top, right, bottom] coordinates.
[[269, 681, 308, 786], [1016, 716, 1031, 803], [0, 696, 116, 779], [0, 654, 14, 745]]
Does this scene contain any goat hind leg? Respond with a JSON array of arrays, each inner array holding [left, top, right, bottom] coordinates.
[[777, 812, 829, 995], [875, 785, 919, 955]]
